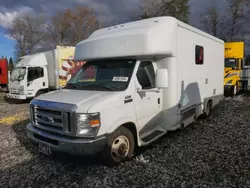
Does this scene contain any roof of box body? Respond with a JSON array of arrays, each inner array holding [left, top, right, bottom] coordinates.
[[16, 53, 48, 67], [74, 16, 224, 61]]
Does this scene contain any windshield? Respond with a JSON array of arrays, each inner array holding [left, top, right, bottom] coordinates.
[[225, 58, 236, 68], [10, 67, 26, 81], [64, 59, 136, 91]]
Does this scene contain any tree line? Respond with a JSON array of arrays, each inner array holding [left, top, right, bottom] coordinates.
[[200, 0, 250, 42], [8, 0, 250, 61], [0, 57, 14, 72], [9, 6, 100, 60]]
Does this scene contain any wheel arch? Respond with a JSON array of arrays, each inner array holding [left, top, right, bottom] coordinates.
[[121, 122, 138, 148], [35, 89, 48, 97], [107, 121, 139, 148]]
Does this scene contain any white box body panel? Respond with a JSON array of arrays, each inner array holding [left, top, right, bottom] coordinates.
[[176, 23, 224, 109]]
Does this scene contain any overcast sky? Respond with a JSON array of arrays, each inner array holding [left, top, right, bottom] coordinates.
[[1, 0, 243, 58], [0, 0, 227, 30]]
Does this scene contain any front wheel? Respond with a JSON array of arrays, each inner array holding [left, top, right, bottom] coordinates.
[[232, 85, 237, 97], [102, 127, 135, 167]]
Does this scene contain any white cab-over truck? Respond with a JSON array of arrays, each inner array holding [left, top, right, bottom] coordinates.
[[6, 46, 78, 100], [26, 17, 224, 166]]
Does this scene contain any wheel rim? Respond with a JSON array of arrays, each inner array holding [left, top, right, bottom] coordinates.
[[234, 85, 237, 96], [111, 135, 130, 162]]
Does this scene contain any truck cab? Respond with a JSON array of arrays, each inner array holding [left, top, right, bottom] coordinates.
[[7, 54, 49, 100], [224, 42, 244, 96], [6, 46, 76, 101], [0, 58, 8, 89]]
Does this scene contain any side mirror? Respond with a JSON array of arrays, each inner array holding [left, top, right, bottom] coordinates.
[[156, 69, 168, 89]]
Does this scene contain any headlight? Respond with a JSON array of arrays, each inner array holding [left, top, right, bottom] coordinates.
[[225, 80, 233, 85], [19, 86, 24, 95], [76, 113, 100, 137]]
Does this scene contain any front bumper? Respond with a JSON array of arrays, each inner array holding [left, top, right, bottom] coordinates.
[[26, 123, 106, 155], [6, 93, 27, 100]]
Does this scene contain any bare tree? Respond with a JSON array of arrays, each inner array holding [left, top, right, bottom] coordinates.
[[69, 6, 100, 45], [226, 0, 250, 41], [140, 0, 190, 23], [47, 6, 100, 46], [200, 3, 228, 40], [47, 9, 73, 46], [10, 14, 46, 59], [200, 0, 250, 42]]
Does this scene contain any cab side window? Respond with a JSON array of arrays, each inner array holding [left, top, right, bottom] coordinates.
[[28, 67, 44, 82], [136, 61, 155, 89]]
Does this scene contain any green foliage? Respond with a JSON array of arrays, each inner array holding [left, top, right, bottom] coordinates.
[[8, 57, 14, 72]]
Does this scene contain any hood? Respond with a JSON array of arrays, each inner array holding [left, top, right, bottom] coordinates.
[[35, 89, 123, 113], [8, 80, 24, 89], [224, 67, 232, 76], [225, 67, 232, 72]]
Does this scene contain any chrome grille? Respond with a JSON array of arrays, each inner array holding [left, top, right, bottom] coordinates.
[[11, 89, 19, 94], [30, 99, 78, 136], [33, 106, 72, 135]]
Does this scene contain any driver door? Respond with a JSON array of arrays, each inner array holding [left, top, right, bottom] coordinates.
[[27, 67, 48, 97], [133, 61, 162, 132]]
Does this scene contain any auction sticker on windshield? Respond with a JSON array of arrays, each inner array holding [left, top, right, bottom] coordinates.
[[112, 77, 129, 82]]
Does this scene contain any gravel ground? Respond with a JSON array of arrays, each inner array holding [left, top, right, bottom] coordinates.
[[1, 95, 250, 188], [0, 92, 29, 119]]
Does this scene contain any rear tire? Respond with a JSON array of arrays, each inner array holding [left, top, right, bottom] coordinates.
[[203, 100, 212, 118], [102, 127, 135, 167], [232, 84, 237, 97]]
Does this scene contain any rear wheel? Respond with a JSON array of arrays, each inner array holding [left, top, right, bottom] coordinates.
[[203, 100, 212, 118], [102, 127, 134, 167]]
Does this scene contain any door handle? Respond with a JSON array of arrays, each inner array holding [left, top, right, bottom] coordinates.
[[205, 78, 208, 84], [43, 82, 45, 86]]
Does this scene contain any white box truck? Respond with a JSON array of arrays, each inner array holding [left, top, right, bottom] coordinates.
[[26, 17, 224, 166], [6, 46, 85, 100]]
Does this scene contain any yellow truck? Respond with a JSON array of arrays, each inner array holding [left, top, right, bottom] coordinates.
[[224, 42, 246, 96]]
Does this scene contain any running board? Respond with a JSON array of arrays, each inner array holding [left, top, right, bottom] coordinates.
[[139, 126, 166, 146]]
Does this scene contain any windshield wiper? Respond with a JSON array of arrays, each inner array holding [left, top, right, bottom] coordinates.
[[84, 84, 116, 91], [65, 83, 82, 89]]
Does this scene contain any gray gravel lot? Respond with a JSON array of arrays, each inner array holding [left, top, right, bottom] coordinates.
[[1, 95, 250, 188], [0, 92, 29, 119]]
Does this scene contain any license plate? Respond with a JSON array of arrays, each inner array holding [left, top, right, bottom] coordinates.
[[38, 142, 52, 155]]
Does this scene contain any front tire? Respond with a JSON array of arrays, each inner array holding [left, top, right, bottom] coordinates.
[[102, 127, 135, 167]]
